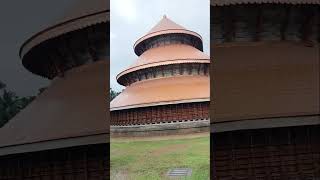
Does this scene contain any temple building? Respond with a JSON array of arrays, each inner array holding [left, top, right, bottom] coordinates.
[[110, 16, 210, 135], [210, 0, 319, 179], [0, 0, 109, 179]]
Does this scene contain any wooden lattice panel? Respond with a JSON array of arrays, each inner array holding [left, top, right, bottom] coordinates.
[[211, 125, 320, 180], [0, 144, 109, 180], [111, 102, 209, 125]]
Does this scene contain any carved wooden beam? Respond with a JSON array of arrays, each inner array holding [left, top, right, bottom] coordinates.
[[87, 28, 98, 62], [300, 6, 315, 46], [254, 6, 263, 41], [222, 7, 235, 42], [179, 64, 183, 75], [152, 67, 157, 78], [280, 6, 291, 41], [197, 64, 201, 75], [161, 66, 165, 77], [171, 65, 174, 76], [317, 6, 320, 42], [188, 64, 192, 75]]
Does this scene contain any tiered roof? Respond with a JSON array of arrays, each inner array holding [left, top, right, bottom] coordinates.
[[111, 16, 210, 110]]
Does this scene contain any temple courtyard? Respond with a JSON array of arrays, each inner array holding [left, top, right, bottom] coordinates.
[[111, 133, 209, 180]]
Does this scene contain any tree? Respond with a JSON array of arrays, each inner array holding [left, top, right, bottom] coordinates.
[[0, 85, 19, 127], [110, 88, 120, 101], [0, 81, 35, 127], [38, 87, 47, 95], [0, 81, 5, 89]]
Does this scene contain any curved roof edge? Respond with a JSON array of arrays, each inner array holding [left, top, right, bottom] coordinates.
[[0, 133, 109, 156], [116, 59, 210, 82], [111, 75, 209, 110], [133, 16, 203, 55], [20, 10, 110, 59], [133, 29, 203, 51], [211, 114, 320, 133], [210, 0, 320, 6], [111, 98, 210, 111]]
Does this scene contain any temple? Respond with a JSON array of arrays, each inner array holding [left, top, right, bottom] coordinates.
[[210, 0, 320, 179], [110, 16, 210, 135], [0, 0, 109, 178]]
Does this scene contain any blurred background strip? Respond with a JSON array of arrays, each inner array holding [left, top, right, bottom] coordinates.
[[210, 0, 320, 179], [0, 0, 110, 179]]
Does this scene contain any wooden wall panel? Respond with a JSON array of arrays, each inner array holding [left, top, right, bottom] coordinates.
[[0, 144, 109, 180], [111, 102, 209, 125], [211, 125, 320, 180]]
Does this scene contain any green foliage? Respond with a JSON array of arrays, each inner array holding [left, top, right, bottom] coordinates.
[[0, 81, 35, 128], [110, 88, 120, 101], [111, 135, 210, 180]]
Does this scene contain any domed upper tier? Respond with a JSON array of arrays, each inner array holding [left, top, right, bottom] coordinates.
[[134, 15, 203, 56]]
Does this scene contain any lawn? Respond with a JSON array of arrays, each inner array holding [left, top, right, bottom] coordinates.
[[110, 133, 209, 180]]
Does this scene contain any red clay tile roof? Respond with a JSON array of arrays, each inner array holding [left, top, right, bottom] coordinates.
[[134, 16, 202, 51], [20, 0, 109, 59], [0, 62, 109, 155], [110, 76, 210, 110], [117, 44, 209, 80]]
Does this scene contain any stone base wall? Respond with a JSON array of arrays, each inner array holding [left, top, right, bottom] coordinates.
[[111, 119, 210, 137]]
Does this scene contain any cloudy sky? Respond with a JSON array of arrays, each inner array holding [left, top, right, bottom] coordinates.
[[110, 0, 210, 91], [0, 0, 81, 96]]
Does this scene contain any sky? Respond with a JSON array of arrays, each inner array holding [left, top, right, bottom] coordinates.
[[110, 0, 210, 91], [0, 0, 81, 96]]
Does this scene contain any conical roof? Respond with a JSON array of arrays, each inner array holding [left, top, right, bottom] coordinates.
[[20, 0, 109, 59], [0, 62, 109, 155], [111, 16, 210, 110], [134, 16, 203, 55], [146, 15, 186, 34]]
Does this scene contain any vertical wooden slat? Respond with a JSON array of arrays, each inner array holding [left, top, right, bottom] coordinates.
[[212, 125, 320, 180]]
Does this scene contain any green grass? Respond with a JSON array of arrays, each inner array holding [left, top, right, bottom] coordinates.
[[111, 135, 209, 180]]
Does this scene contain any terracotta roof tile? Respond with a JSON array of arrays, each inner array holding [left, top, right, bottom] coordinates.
[[134, 16, 202, 50], [0, 62, 109, 151], [147, 15, 186, 34], [110, 76, 209, 110], [117, 44, 210, 79], [20, 0, 109, 59]]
